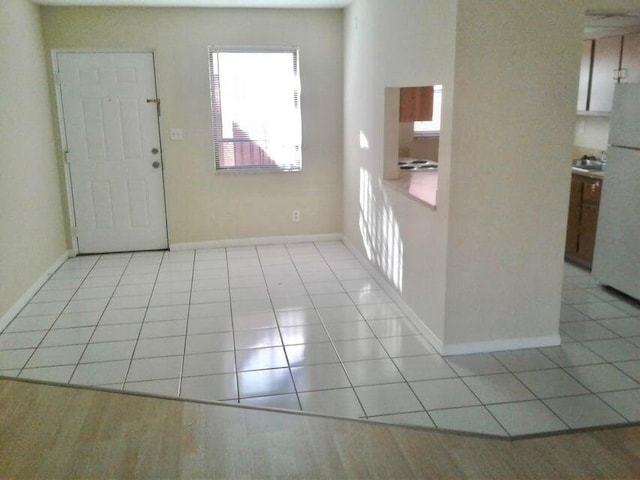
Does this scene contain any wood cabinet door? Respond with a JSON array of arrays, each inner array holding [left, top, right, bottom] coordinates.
[[621, 32, 640, 84], [577, 40, 593, 111], [565, 176, 582, 256], [399, 87, 434, 122], [578, 203, 600, 263], [590, 36, 622, 112], [566, 175, 603, 266]]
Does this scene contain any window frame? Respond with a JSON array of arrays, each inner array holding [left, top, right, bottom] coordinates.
[[208, 46, 303, 173]]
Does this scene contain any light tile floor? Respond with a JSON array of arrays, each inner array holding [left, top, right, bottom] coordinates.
[[1, 241, 640, 438]]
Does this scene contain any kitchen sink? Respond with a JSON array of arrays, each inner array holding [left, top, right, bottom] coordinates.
[[573, 157, 605, 172]]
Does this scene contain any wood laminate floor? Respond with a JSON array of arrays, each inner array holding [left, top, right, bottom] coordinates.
[[1, 377, 639, 479]]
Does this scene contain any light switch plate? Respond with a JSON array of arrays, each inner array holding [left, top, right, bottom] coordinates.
[[170, 128, 183, 141]]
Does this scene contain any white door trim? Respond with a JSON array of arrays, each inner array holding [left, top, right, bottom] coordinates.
[[51, 49, 169, 254]]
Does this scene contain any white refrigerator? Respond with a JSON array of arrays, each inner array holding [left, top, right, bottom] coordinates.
[[592, 83, 640, 301]]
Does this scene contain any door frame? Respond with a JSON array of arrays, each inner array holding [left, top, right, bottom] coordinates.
[[51, 49, 170, 255]]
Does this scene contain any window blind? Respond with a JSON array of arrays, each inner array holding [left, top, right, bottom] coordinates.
[[208, 46, 302, 172]]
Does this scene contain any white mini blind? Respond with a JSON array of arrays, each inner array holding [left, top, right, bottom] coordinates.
[[208, 46, 302, 172]]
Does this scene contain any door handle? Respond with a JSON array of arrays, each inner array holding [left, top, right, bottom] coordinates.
[[146, 98, 160, 116], [152, 160, 160, 169]]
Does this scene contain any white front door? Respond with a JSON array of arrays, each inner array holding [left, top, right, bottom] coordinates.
[[57, 52, 168, 254]]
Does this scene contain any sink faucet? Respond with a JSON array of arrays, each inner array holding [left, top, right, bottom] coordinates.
[[600, 151, 607, 163]]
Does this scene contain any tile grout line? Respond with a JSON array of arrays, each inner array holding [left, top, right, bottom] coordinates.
[[226, 247, 242, 405], [455, 372, 520, 437], [312, 241, 398, 420], [0, 255, 98, 336], [257, 243, 303, 410], [488, 351, 571, 432], [67, 253, 136, 386], [315, 241, 461, 423], [283, 242, 361, 413], [121, 251, 166, 391], [16, 255, 104, 379], [175, 249, 196, 398], [305, 242, 374, 416]]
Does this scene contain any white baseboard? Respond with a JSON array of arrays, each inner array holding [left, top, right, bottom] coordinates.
[[0, 250, 71, 332], [341, 237, 445, 353], [342, 238, 562, 356], [170, 233, 343, 251], [440, 334, 562, 356]]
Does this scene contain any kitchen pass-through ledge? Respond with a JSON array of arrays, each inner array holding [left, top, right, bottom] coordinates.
[[383, 171, 437, 208]]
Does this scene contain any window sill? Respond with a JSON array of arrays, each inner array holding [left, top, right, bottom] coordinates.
[[383, 171, 437, 209], [215, 168, 302, 174], [413, 132, 440, 139]]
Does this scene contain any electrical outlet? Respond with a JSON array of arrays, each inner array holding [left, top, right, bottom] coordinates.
[[291, 209, 301, 223], [170, 128, 183, 141]]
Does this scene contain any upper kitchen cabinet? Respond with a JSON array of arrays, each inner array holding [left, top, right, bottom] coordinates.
[[579, 33, 640, 113], [620, 32, 640, 83], [589, 35, 622, 112], [577, 40, 593, 111], [399, 86, 434, 122]]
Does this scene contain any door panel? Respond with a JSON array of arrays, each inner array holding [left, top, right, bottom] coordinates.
[[58, 52, 168, 253]]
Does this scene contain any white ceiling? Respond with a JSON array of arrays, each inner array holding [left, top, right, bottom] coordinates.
[[33, 0, 351, 7]]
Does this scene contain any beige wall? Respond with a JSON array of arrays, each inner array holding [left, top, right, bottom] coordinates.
[[41, 7, 344, 245], [443, 0, 640, 349], [575, 115, 611, 151], [398, 123, 440, 161], [0, 0, 67, 320], [443, 0, 585, 348], [344, 0, 458, 344]]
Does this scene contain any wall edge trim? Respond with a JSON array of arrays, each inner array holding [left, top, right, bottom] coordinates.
[[0, 250, 71, 332], [341, 237, 445, 353], [440, 334, 562, 356]]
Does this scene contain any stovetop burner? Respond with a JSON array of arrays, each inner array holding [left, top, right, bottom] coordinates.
[[398, 159, 438, 171]]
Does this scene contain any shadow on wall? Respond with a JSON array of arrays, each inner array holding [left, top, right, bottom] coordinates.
[[359, 166, 404, 292]]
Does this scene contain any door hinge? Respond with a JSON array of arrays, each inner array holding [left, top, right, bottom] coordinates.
[[63, 150, 70, 164], [71, 226, 78, 238], [55, 70, 62, 86]]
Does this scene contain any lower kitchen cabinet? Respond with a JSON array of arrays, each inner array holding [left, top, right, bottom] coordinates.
[[565, 173, 603, 268]]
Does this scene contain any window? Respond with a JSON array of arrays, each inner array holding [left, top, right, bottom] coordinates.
[[208, 47, 302, 172], [413, 84, 442, 136]]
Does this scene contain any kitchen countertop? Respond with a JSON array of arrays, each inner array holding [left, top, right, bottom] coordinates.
[[383, 171, 437, 208], [571, 167, 604, 180]]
